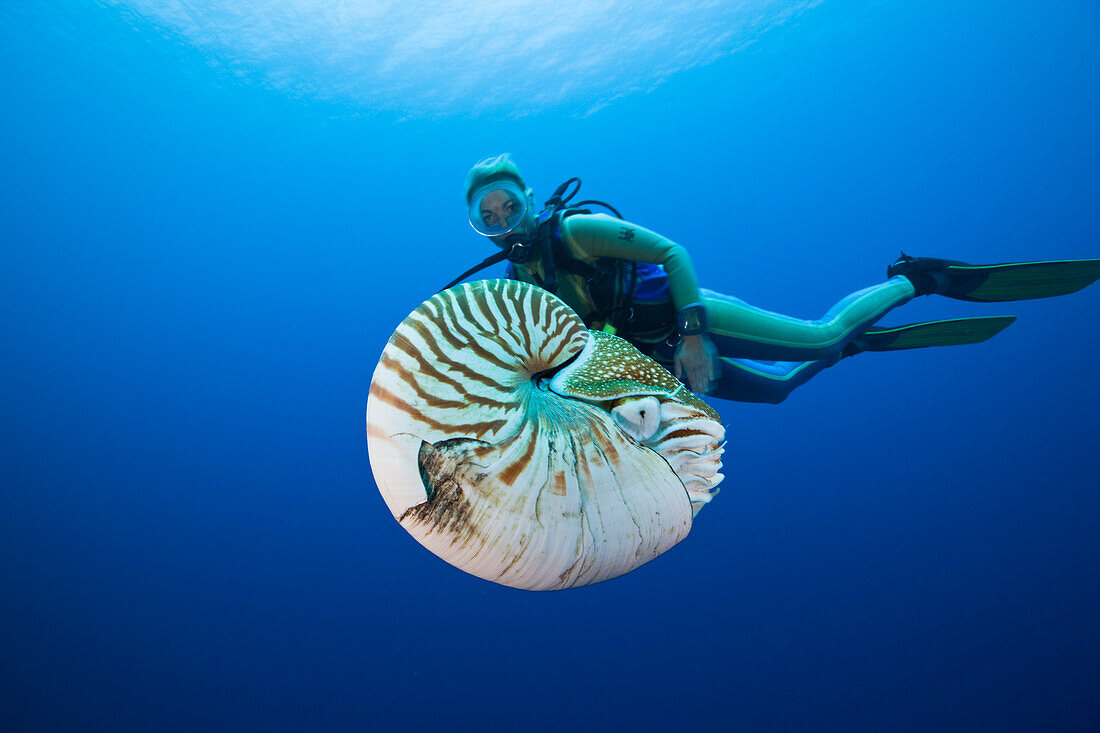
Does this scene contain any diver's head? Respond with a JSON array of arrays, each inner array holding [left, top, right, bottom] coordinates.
[[464, 153, 536, 248]]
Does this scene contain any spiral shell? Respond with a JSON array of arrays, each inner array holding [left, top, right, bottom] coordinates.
[[366, 279, 725, 590]]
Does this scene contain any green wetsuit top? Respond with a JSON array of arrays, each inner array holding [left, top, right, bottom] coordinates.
[[508, 212, 704, 328]]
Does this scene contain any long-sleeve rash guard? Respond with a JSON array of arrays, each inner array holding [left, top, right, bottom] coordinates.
[[508, 213, 701, 324]]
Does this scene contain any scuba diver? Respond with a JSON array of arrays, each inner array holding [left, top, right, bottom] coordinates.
[[450, 153, 1100, 403]]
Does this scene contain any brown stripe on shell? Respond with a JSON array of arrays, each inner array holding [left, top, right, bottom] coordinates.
[[496, 427, 541, 487], [496, 281, 535, 356], [368, 381, 509, 438], [409, 297, 476, 356], [405, 308, 517, 376], [540, 301, 586, 365], [474, 280, 584, 375], [390, 328, 511, 396], [652, 426, 720, 444], [483, 280, 586, 370], [551, 469, 569, 497], [376, 352, 505, 411]]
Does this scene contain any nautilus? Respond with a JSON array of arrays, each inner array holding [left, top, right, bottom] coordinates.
[[366, 280, 725, 590]]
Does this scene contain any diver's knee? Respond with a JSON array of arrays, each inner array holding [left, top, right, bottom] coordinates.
[[761, 391, 789, 405]]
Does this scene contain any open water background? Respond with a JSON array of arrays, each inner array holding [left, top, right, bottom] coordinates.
[[2, 1, 1098, 730]]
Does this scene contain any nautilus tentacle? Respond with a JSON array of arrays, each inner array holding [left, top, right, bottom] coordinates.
[[366, 279, 725, 591]]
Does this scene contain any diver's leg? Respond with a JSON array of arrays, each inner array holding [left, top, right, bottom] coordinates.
[[703, 277, 915, 361], [646, 342, 832, 404], [709, 357, 835, 404]]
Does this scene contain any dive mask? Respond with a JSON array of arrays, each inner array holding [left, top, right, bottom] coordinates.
[[468, 180, 529, 237]]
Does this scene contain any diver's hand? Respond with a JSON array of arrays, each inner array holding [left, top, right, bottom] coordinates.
[[674, 334, 719, 395]]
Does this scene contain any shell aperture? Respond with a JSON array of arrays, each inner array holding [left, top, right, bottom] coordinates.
[[366, 280, 725, 590]]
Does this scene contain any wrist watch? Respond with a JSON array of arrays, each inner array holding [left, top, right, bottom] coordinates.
[[677, 303, 708, 335]]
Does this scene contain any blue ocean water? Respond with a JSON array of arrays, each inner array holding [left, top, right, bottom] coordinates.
[[2, 1, 1098, 730]]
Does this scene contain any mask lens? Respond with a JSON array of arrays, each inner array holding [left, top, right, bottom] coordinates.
[[469, 181, 528, 236]]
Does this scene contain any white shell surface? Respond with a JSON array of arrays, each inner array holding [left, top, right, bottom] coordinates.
[[366, 280, 725, 590]]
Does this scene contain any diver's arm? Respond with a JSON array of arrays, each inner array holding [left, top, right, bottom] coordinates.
[[561, 213, 703, 311], [563, 213, 717, 393]]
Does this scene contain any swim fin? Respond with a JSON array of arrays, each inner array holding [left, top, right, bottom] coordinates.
[[846, 316, 1016, 356], [888, 253, 1100, 302]]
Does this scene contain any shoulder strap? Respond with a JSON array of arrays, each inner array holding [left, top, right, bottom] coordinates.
[[548, 209, 604, 279], [549, 211, 643, 332]]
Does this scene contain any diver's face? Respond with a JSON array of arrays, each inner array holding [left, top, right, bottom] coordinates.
[[478, 187, 535, 248], [479, 189, 522, 231]]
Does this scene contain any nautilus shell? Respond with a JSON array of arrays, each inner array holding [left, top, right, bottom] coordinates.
[[366, 279, 725, 590]]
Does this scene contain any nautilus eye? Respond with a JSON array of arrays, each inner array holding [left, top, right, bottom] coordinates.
[[365, 279, 725, 591]]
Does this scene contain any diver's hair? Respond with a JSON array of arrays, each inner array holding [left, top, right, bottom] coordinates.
[[464, 153, 527, 203]]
